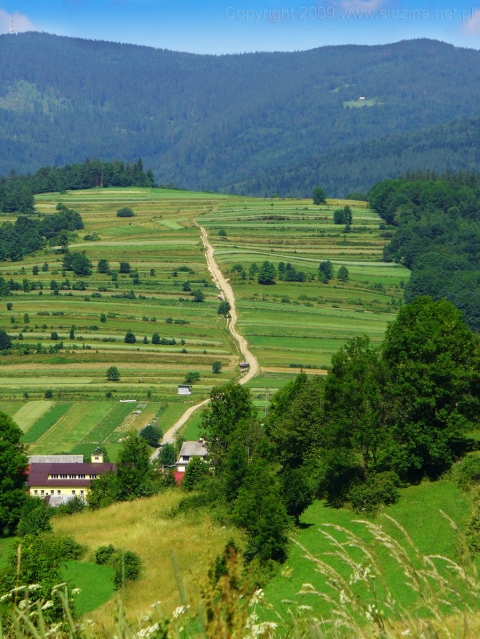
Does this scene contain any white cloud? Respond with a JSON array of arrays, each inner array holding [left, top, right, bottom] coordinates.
[[463, 9, 480, 35], [336, 0, 385, 11], [0, 9, 38, 34]]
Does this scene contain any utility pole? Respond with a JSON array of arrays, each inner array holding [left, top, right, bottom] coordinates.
[[10, 20, 15, 35]]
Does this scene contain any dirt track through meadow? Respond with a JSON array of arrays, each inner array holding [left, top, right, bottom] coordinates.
[[151, 222, 259, 455]]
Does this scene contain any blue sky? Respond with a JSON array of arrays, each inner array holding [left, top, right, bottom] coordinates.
[[0, 0, 479, 53]]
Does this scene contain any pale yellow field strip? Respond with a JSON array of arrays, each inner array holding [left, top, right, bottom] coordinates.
[[12, 400, 54, 433]]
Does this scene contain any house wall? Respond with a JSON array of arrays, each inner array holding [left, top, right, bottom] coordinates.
[[30, 486, 89, 499]]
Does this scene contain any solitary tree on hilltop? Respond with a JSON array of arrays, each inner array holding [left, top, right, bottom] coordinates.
[[117, 207, 135, 218], [124, 330, 136, 344], [313, 187, 327, 205], [107, 366, 120, 381], [97, 259, 110, 273]]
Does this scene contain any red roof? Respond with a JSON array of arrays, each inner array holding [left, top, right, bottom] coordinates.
[[28, 462, 116, 488], [173, 471, 184, 486]]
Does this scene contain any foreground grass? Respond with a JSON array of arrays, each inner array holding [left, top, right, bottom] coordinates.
[[61, 561, 115, 617], [52, 489, 242, 625], [266, 479, 471, 621]]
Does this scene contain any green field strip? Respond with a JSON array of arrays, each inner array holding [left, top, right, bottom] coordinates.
[[85, 402, 135, 444], [0, 401, 25, 418], [31, 402, 116, 453], [61, 561, 115, 616], [12, 400, 54, 433], [22, 402, 73, 444]]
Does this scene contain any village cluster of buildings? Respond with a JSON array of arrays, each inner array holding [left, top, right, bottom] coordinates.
[[27, 440, 208, 505]]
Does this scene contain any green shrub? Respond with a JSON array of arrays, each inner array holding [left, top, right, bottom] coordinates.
[[94, 544, 141, 589], [348, 471, 400, 515], [453, 453, 480, 491], [95, 544, 116, 565]]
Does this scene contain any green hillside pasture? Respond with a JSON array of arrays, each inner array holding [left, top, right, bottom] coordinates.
[[202, 198, 409, 367], [22, 402, 72, 444], [0, 187, 238, 403], [61, 560, 115, 616], [265, 480, 470, 625], [30, 402, 115, 453], [12, 400, 53, 433]]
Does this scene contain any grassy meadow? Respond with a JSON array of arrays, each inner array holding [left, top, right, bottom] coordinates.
[[264, 479, 471, 624], [53, 489, 242, 624]]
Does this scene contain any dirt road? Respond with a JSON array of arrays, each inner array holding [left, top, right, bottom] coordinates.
[[151, 222, 259, 457]]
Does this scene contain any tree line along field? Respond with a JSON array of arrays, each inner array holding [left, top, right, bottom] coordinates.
[[200, 198, 410, 369]]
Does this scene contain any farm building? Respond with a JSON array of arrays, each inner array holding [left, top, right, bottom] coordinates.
[[176, 439, 208, 473], [28, 453, 116, 506], [178, 385, 193, 395]]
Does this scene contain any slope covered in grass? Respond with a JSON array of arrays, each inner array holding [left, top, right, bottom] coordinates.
[[265, 480, 470, 620], [53, 489, 242, 624]]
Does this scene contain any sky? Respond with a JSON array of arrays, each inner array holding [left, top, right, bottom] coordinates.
[[0, 0, 479, 54]]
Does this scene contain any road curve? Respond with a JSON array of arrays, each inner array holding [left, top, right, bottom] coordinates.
[[151, 222, 259, 457]]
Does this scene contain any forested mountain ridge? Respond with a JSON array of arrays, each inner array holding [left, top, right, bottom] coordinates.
[[229, 117, 480, 198], [2, 33, 480, 191]]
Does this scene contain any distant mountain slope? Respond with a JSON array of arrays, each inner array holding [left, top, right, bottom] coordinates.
[[2, 34, 480, 190], [229, 118, 480, 198]]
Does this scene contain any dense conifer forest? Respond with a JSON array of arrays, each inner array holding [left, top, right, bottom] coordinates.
[[2, 34, 480, 193], [231, 117, 480, 198]]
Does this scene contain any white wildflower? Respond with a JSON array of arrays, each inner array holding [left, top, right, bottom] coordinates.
[[172, 605, 188, 619], [401, 631, 410, 636], [134, 623, 159, 639], [297, 605, 313, 611], [18, 600, 27, 610], [72, 588, 82, 595], [249, 589, 264, 606], [28, 584, 41, 592], [42, 601, 54, 610], [0, 593, 11, 602]]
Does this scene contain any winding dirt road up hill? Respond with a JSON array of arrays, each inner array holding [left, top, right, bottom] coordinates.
[[151, 222, 259, 458]]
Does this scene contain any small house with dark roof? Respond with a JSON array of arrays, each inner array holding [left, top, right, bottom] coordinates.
[[28, 453, 116, 503]]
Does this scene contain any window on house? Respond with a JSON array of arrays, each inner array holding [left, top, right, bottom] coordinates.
[[41, 490, 45, 495], [61, 474, 67, 479], [72, 490, 76, 495], [51, 490, 54, 495], [79, 474, 85, 479], [34, 490, 38, 495], [57, 490, 61, 495]]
